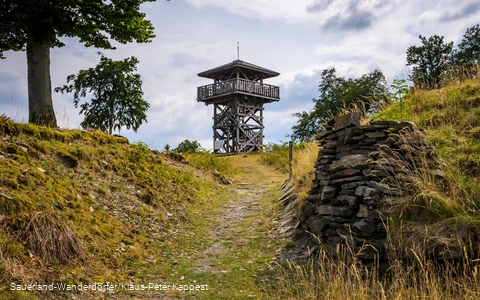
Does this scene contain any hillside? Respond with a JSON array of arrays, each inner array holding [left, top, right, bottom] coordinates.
[[1, 77, 480, 300], [259, 78, 480, 299], [376, 77, 480, 225], [0, 118, 289, 299]]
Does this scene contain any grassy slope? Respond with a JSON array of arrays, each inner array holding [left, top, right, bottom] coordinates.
[[259, 78, 480, 299], [375, 78, 480, 227], [0, 118, 290, 299], [0, 118, 241, 299]]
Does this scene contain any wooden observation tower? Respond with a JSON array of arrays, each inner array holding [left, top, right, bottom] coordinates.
[[197, 60, 280, 153]]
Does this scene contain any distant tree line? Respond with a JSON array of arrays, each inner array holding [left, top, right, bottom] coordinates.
[[291, 23, 480, 141]]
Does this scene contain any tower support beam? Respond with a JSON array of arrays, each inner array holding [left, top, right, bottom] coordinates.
[[212, 96, 265, 153]]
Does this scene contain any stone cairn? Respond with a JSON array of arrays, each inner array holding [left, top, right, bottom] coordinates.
[[303, 112, 442, 262]]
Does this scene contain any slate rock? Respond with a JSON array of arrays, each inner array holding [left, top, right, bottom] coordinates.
[[334, 112, 360, 130], [306, 194, 322, 202], [317, 204, 333, 215], [336, 195, 358, 207], [355, 186, 380, 197], [331, 168, 362, 179], [353, 219, 376, 235], [304, 202, 317, 217], [341, 181, 368, 190], [365, 131, 387, 139], [367, 181, 403, 196], [316, 129, 334, 140], [308, 217, 331, 235], [321, 186, 337, 200], [331, 206, 353, 217], [330, 154, 370, 172], [356, 205, 377, 218], [330, 175, 367, 186]]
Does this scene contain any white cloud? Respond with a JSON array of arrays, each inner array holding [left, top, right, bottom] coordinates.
[[184, 0, 314, 23]]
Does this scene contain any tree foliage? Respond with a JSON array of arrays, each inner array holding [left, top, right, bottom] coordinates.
[[291, 68, 389, 141], [0, 0, 156, 126], [174, 140, 204, 154], [406, 35, 454, 90], [454, 23, 480, 66], [0, 0, 155, 57], [55, 55, 149, 135], [390, 79, 410, 102]]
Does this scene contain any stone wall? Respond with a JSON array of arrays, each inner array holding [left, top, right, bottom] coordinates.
[[303, 112, 442, 261]]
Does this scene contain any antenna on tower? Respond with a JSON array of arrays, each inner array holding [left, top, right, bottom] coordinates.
[[237, 42, 240, 60]]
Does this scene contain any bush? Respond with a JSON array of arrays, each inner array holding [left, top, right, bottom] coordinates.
[[174, 139, 203, 153]]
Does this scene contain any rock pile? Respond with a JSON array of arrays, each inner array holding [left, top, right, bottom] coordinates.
[[303, 112, 442, 261]]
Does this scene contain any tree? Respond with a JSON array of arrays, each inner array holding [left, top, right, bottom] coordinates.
[[0, 1, 156, 127], [455, 24, 480, 66], [55, 55, 149, 135], [174, 140, 204, 153], [406, 35, 454, 90], [390, 78, 410, 120], [291, 68, 388, 141], [390, 79, 410, 102]]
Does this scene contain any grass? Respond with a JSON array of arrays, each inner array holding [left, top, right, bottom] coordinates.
[[2, 74, 480, 299], [184, 151, 237, 175], [122, 154, 288, 299], [261, 73, 480, 299], [374, 78, 480, 227], [0, 116, 237, 299], [261, 245, 480, 300], [260, 142, 319, 192], [0, 119, 290, 299]]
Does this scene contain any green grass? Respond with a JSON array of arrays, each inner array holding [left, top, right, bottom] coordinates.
[[0, 118, 290, 299], [0, 117, 237, 299], [184, 151, 237, 175], [373, 78, 480, 227]]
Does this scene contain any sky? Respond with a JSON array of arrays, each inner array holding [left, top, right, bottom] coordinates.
[[1, 0, 479, 150]]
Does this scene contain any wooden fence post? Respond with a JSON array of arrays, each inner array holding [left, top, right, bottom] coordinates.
[[289, 141, 293, 180]]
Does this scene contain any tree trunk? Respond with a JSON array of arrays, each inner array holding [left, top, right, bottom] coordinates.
[[27, 29, 57, 127]]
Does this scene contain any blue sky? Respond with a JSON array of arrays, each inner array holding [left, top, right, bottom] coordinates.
[[1, 0, 479, 150]]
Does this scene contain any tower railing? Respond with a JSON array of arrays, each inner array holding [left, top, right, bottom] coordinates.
[[197, 78, 280, 101]]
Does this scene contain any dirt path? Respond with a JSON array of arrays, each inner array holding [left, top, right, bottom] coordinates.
[[195, 184, 267, 274], [161, 155, 288, 299]]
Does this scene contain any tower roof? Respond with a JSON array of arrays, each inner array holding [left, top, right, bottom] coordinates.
[[197, 59, 280, 80]]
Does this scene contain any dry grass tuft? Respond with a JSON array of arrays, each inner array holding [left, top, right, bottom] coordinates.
[[262, 239, 480, 299], [441, 64, 480, 87], [2, 212, 84, 263], [0, 247, 29, 284], [335, 101, 372, 125]]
